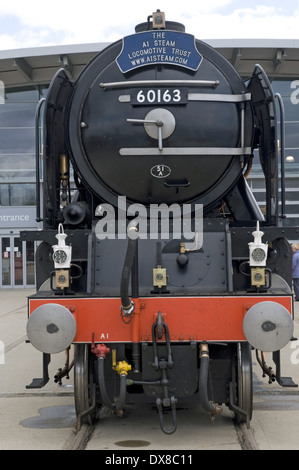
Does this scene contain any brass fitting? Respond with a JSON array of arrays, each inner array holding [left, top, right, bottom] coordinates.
[[60, 154, 69, 181], [153, 266, 167, 288], [199, 343, 209, 358], [55, 269, 70, 289], [251, 267, 266, 287]]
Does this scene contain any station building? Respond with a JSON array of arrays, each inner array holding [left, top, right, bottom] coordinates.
[[0, 39, 299, 288]]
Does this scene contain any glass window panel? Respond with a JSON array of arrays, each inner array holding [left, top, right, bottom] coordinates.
[[2, 238, 11, 286], [0, 155, 35, 180], [285, 122, 299, 148], [0, 102, 36, 127], [26, 241, 35, 285], [5, 86, 39, 102], [14, 238, 23, 286], [10, 184, 36, 205], [0, 128, 35, 153], [0, 85, 47, 207], [272, 80, 299, 121], [40, 86, 49, 98], [276, 95, 299, 122], [0, 185, 10, 205], [271, 80, 293, 96], [0, 184, 36, 205], [284, 188, 299, 201]]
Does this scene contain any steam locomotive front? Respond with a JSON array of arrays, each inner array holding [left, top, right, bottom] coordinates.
[[66, 13, 253, 211], [23, 12, 296, 434]]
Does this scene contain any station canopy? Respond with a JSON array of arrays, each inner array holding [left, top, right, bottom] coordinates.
[[1, 39, 299, 87]]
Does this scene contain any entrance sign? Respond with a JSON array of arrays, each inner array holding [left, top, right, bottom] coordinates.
[[0, 207, 36, 228]]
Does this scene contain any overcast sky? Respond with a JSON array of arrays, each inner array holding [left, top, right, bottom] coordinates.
[[1, 0, 299, 51]]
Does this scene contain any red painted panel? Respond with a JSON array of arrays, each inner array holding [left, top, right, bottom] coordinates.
[[29, 295, 293, 343]]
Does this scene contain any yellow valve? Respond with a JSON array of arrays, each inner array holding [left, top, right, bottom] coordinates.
[[112, 350, 131, 375], [114, 360, 132, 376]]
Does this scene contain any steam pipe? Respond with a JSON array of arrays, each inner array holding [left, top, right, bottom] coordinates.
[[255, 349, 276, 383], [97, 357, 127, 411], [115, 374, 127, 411], [131, 239, 141, 371], [98, 357, 115, 410], [120, 226, 138, 316], [54, 347, 74, 384], [199, 344, 222, 416]]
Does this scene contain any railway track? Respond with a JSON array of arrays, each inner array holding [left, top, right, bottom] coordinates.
[[236, 423, 258, 450], [63, 422, 258, 451], [62, 405, 259, 451], [63, 424, 259, 451]]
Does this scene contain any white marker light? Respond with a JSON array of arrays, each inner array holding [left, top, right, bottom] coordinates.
[[52, 224, 72, 269], [249, 221, 268, 267]]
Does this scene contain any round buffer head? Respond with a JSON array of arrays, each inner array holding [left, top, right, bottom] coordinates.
[[27, 303, 77, 354], [243, 301, 293, 352]]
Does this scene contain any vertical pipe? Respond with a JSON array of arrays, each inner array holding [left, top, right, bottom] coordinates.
[[35, 98, 45, 223], [131, 239, 140, 371], [275, 93, 286, 218]]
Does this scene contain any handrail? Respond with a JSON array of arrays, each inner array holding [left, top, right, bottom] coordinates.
[[35, 98, 46, 222], [100, 79, 220, 89], [275, 93, 286, 218]]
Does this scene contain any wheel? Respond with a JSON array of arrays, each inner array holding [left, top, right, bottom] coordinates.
[[232, 342, 253, 425], [74, 343, 97, 426]]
